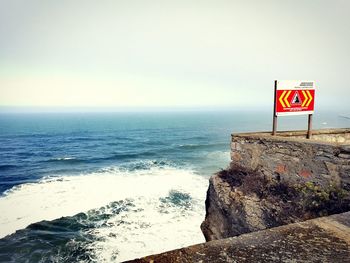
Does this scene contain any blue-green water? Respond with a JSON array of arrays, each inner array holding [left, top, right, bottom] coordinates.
[[0, 110, 348, 262]]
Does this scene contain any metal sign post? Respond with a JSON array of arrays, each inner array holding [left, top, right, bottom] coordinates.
[[272, 80, 315, 138], [272, 80, 278, 136], [307, 114, 313, 139]]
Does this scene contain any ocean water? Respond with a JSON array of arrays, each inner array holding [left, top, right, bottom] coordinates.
[[0, 110, 348, 262]]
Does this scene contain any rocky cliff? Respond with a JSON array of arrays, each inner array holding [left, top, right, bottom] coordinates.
[[201, 129, 350, 241], [124, 129, 350, 262]]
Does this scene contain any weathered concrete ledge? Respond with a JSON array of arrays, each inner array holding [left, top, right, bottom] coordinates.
[[125, 211, 350, 263], [235, 128, 350, 144]]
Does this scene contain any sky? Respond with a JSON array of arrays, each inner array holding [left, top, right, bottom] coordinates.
[[0, 0, 349, 111]]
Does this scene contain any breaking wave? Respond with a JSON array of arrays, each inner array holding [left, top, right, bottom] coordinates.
[[0, 163, 208, 262]]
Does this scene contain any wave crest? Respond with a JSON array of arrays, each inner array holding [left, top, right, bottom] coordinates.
[[0, 163, 208, 261]]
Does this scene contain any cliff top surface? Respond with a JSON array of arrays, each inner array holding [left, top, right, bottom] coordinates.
[[232, 128, 350, 145], [125, 211, 350, 263]]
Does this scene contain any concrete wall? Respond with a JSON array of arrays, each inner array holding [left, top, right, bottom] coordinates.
[[231, 129, 350, 189]]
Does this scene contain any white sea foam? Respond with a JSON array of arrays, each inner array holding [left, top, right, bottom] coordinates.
[[52, 157, 76, 160], [0, 165, 208, 262]]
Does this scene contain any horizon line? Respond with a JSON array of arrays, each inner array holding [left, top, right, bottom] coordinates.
[[0, 105, 273, 113]]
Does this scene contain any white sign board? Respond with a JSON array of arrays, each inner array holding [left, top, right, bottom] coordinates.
[[275, 80, 315, 116]]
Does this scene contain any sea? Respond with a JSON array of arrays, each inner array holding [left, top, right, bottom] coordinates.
[[0, 109, 348, 262]]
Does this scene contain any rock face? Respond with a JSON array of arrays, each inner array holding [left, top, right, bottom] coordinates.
[[200, 168, 272, 241], [200, 166, 299, 241], [125, 212, 350, 263], [201, 129, 350, 241]]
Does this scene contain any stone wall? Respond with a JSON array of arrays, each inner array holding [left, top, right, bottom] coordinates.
[[231, 128, 350, 189]]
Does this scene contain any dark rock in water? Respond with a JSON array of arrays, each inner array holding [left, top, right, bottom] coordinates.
[[124, 212, 350, 263]]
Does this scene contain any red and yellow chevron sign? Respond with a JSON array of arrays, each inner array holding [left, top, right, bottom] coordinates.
[[301, 90, 313, 107], [275, 81, 315, 116], [278, 90, 313, 108]]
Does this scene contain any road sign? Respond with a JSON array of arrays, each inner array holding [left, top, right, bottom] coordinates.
[[272, 80, 316, 138], [275, 80, 315, 116]]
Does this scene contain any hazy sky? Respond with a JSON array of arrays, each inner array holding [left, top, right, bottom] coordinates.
[[0, 0, 349, 110]]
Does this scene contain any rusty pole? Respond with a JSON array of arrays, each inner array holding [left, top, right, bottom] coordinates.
[[307, 114, 313, 139], [272, 80, 277, 136]]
